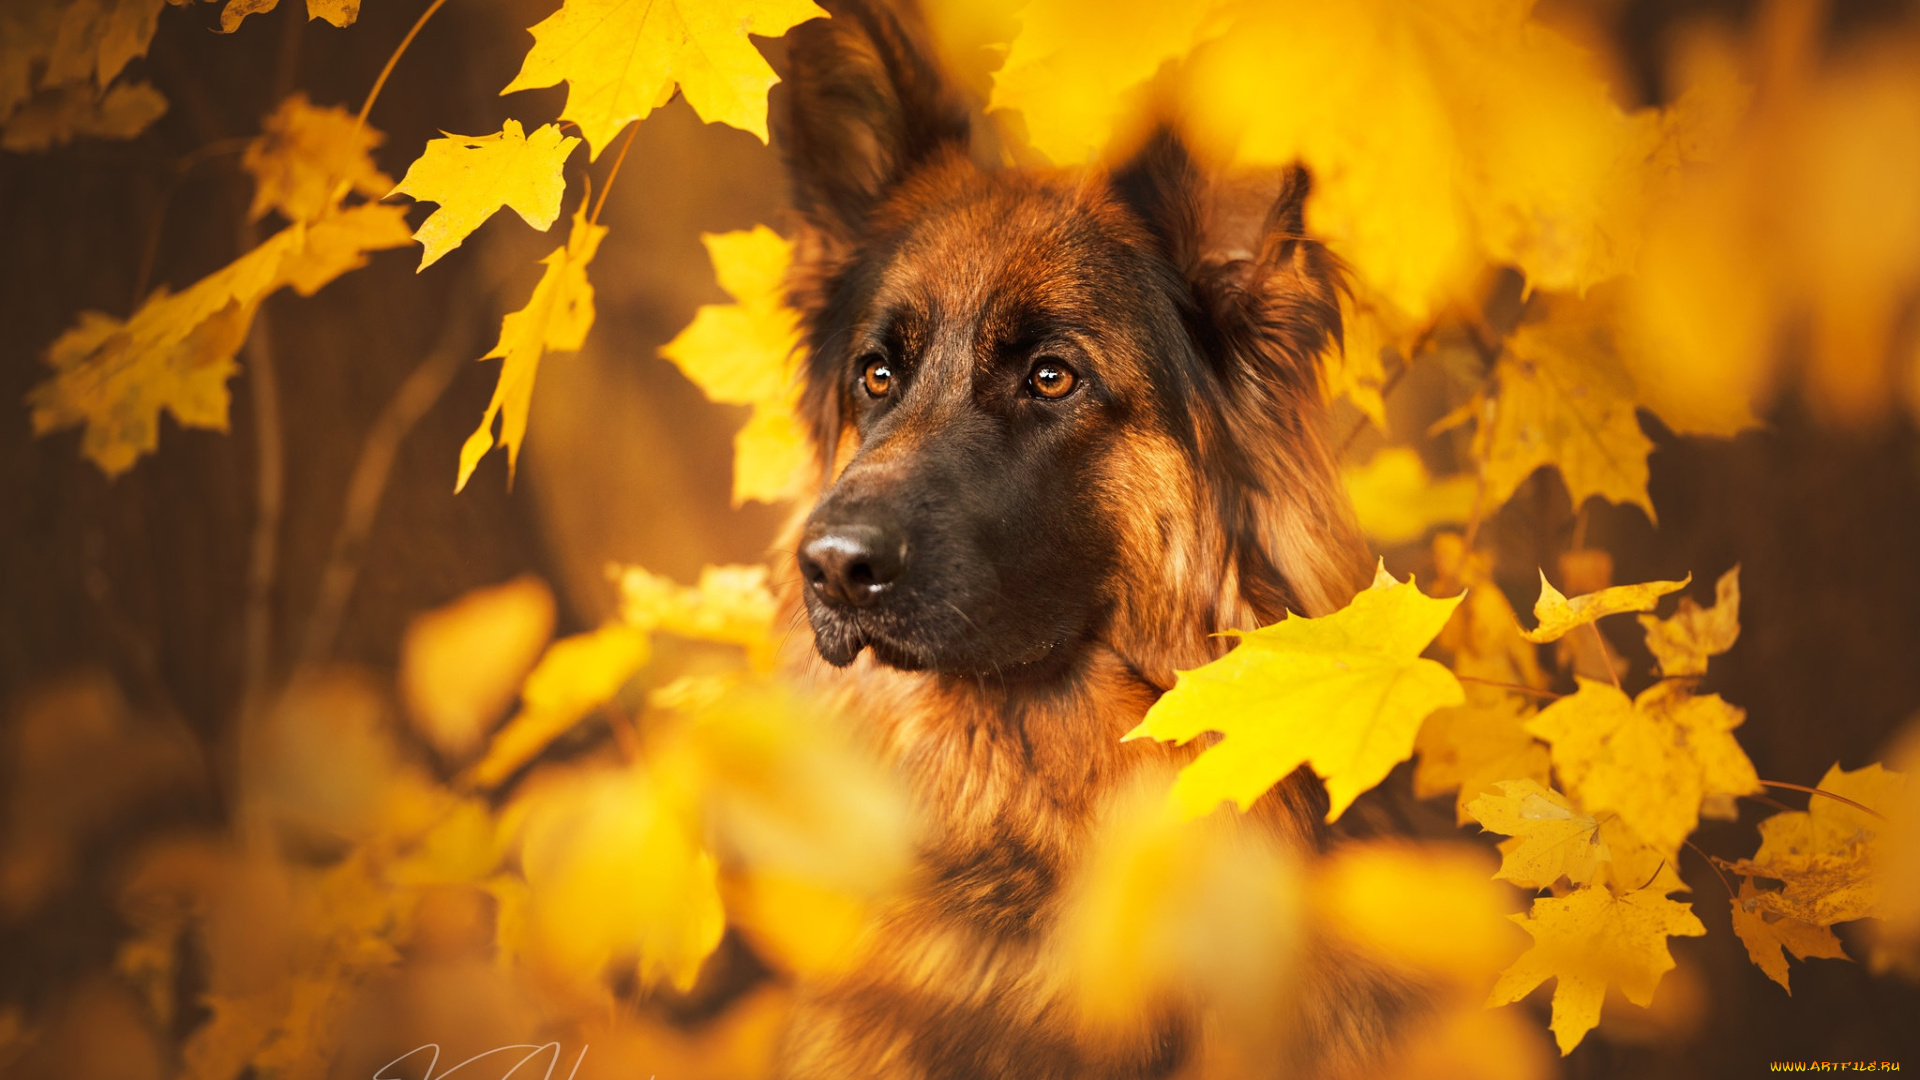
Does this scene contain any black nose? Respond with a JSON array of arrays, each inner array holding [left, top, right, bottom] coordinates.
[[799, 522, 905, 608]]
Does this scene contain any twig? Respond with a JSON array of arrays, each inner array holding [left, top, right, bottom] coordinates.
[[589, 121, 641, 225], [1683, 838, 1736, 899], [1758, 780, 1886, 821], [355, 0, 451, 131], [1586, 621, 1622, 691], [298, 293, 476, 667]]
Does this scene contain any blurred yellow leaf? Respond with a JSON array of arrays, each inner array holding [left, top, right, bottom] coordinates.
[[1414, 696, 1551, 825], [1430, 533, 1547, 690], [1478, 301, 1659, 522], [1315, 843, 1522, 987], [457, 202, 607, 492], [469, 623, 649, 789], [390, 120, 581, 269], [0, 79, 165, 151], [1343, 447, 1479, 546], [1637, 566, 1740, 678], [660, 225, 811, 505], [509, 763, 724, 992], [1729, 879, 1847, 994], [1519, 570, 1690, 644], [1526, 679, 1759, 859], [1376, 1003, 1557, 1080], [244, 93, 393, 224], [613, 562, 778, 659], [1327, 289, 1404, 431], [501, 0, 827, 157], [1128, 561, 1464, 822], [399, 576, 556, 761], [1465, 779, 1609, 890], [1489, 885, 1705, 1055]]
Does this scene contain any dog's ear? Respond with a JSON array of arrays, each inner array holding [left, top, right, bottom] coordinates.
[[778, 0, 969, 243]]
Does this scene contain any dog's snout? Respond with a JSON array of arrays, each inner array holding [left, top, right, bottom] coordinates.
[[800, 522, 906, 608]]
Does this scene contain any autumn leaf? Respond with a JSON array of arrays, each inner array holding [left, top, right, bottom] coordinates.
[[660, 225, 813, 505], [1466, 780, 1610, 890], [468, 623, 649, 789], [1, 0, 168, 132], [399, 576, 556, 761], [1315, 842, 1523, 987], [243, 93, 392, 224], [29, 203, 411, 476], [501, 0, 827, 158], [1343, 448, 1479, 546], [389, 120, 581, 269], [1326, 288, 1406, 431], [1519, 570, 1691, 644], [212, 0, 361, 34], [1430, 533, 1547, 690], [1127, 561, 1464, 822], [1729, 879, 1848, 993], [1526, 679, 1760, 858], [1490, 885, 1706, 1055], [1638, 566, 1741, 678], [612, 563, 779, 664], [0, 79, 165, 151], [1719, 762, 1905, 927], [457, 202, 607, 492], [1413, 695, 1551, 825], [1475, 299, 1660, 522]]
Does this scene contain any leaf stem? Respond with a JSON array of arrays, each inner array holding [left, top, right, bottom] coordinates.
[[1455, 675, 1562, 700], [1683, 838, 1736, 898], [589, 120, 641, 226], [1587, 620, 1622, 691], [355, 0, 451, 130], [1757, 780, 1886, 821]]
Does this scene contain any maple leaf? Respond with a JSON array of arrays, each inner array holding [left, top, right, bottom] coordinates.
[[469, 622, 650, 789], [457, 202, 607, 492], [390, 120, 581, 269], [501, 0, 827, 158], [1490, 884, 1706, 1055], [1466, 779, 1610, 890], [1413, 695, 1551, 825], [1520, 570, 1690, 644], [507, 762, 724, 993], [612, 563, 779, 665], [1, 0, 168, 130], [1342, 448, 1479, 547], [1475, 299, 1660, 522], [242, 93, 392, 224], [211, 0, 361, 34], [1719, 762, 1904, 927], [660, 226, 813, 505], [1638, 565, 1741, 678], [29, 203, 411, 476], [399, 576, 556, 761], [1526, 679, 1760, 859], [0, 79, 165, 151], [1729, 879, 1848, 993], [1127, 561, 1464, 822]]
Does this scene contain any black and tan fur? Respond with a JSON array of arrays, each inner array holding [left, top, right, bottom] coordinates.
[[766, 3, 1415, 1075]]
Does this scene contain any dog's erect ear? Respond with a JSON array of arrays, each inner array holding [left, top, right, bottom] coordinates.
[[778, 0, 969, 241], [1110, 129, 1206, 277]]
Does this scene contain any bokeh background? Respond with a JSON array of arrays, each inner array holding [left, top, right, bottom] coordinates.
[[3, 0, 1919, 1077]]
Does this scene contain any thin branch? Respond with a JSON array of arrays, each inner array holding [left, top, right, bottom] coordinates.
[[1455, 675, 1562, 700], [298, 293, 477, 667], [1758, 780, 1886, 821], [355, 0, 451, 130], [590, 121, 641, 226], [1683, 838, 1736, 899], [1586, 620, 1622, 691]]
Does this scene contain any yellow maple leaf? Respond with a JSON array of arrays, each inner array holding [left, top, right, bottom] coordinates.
[[389, 120, 581, 269], [1466, 779, 1610, 890], [456, 202, 607, 492], [1489, 884, 1706, 1055], [1637, 565, 1741, 678], [612, 562, 778, 665], [212, 0, 360, 34], [468, 622, 650, 789], [1413, 695, 1551, 825], [660, 225, 813, 505], [1476, 301, 1659, 522], [1526, 679, 1760, 858], [0, 79, 165, 151], [1729, 879, 1848, 994], [398, 576, 556, 761], [1520, 570, 1691, 644], [506, 761, 724, 993], [501, 0, 827, 158], [1315, 842, 1523, 988], [1721, 762, 1904, 927], [243, 93, 393, 224], [1343, 447, 1479, 546], [1431, 533, 1547, 689], [1127, 561, 1464, 822], [29, 203, 410, 476]]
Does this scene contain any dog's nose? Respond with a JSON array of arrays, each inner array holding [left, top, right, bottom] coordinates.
[[800, 522, 905, 608]]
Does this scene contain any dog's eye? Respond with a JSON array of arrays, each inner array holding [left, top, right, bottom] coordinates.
[[861, 355, 894, 398], [1027, 360, 1078, 400]]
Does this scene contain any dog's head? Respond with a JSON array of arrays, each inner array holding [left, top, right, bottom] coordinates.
[[776, 1, 1367, 686]]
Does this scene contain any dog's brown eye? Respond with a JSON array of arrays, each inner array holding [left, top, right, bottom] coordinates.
[[862, 356, 894, 398], [1027, 360, 1077, 399]]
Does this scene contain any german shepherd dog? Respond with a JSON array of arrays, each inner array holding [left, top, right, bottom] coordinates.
[[770, 2, 1416, 1075]]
